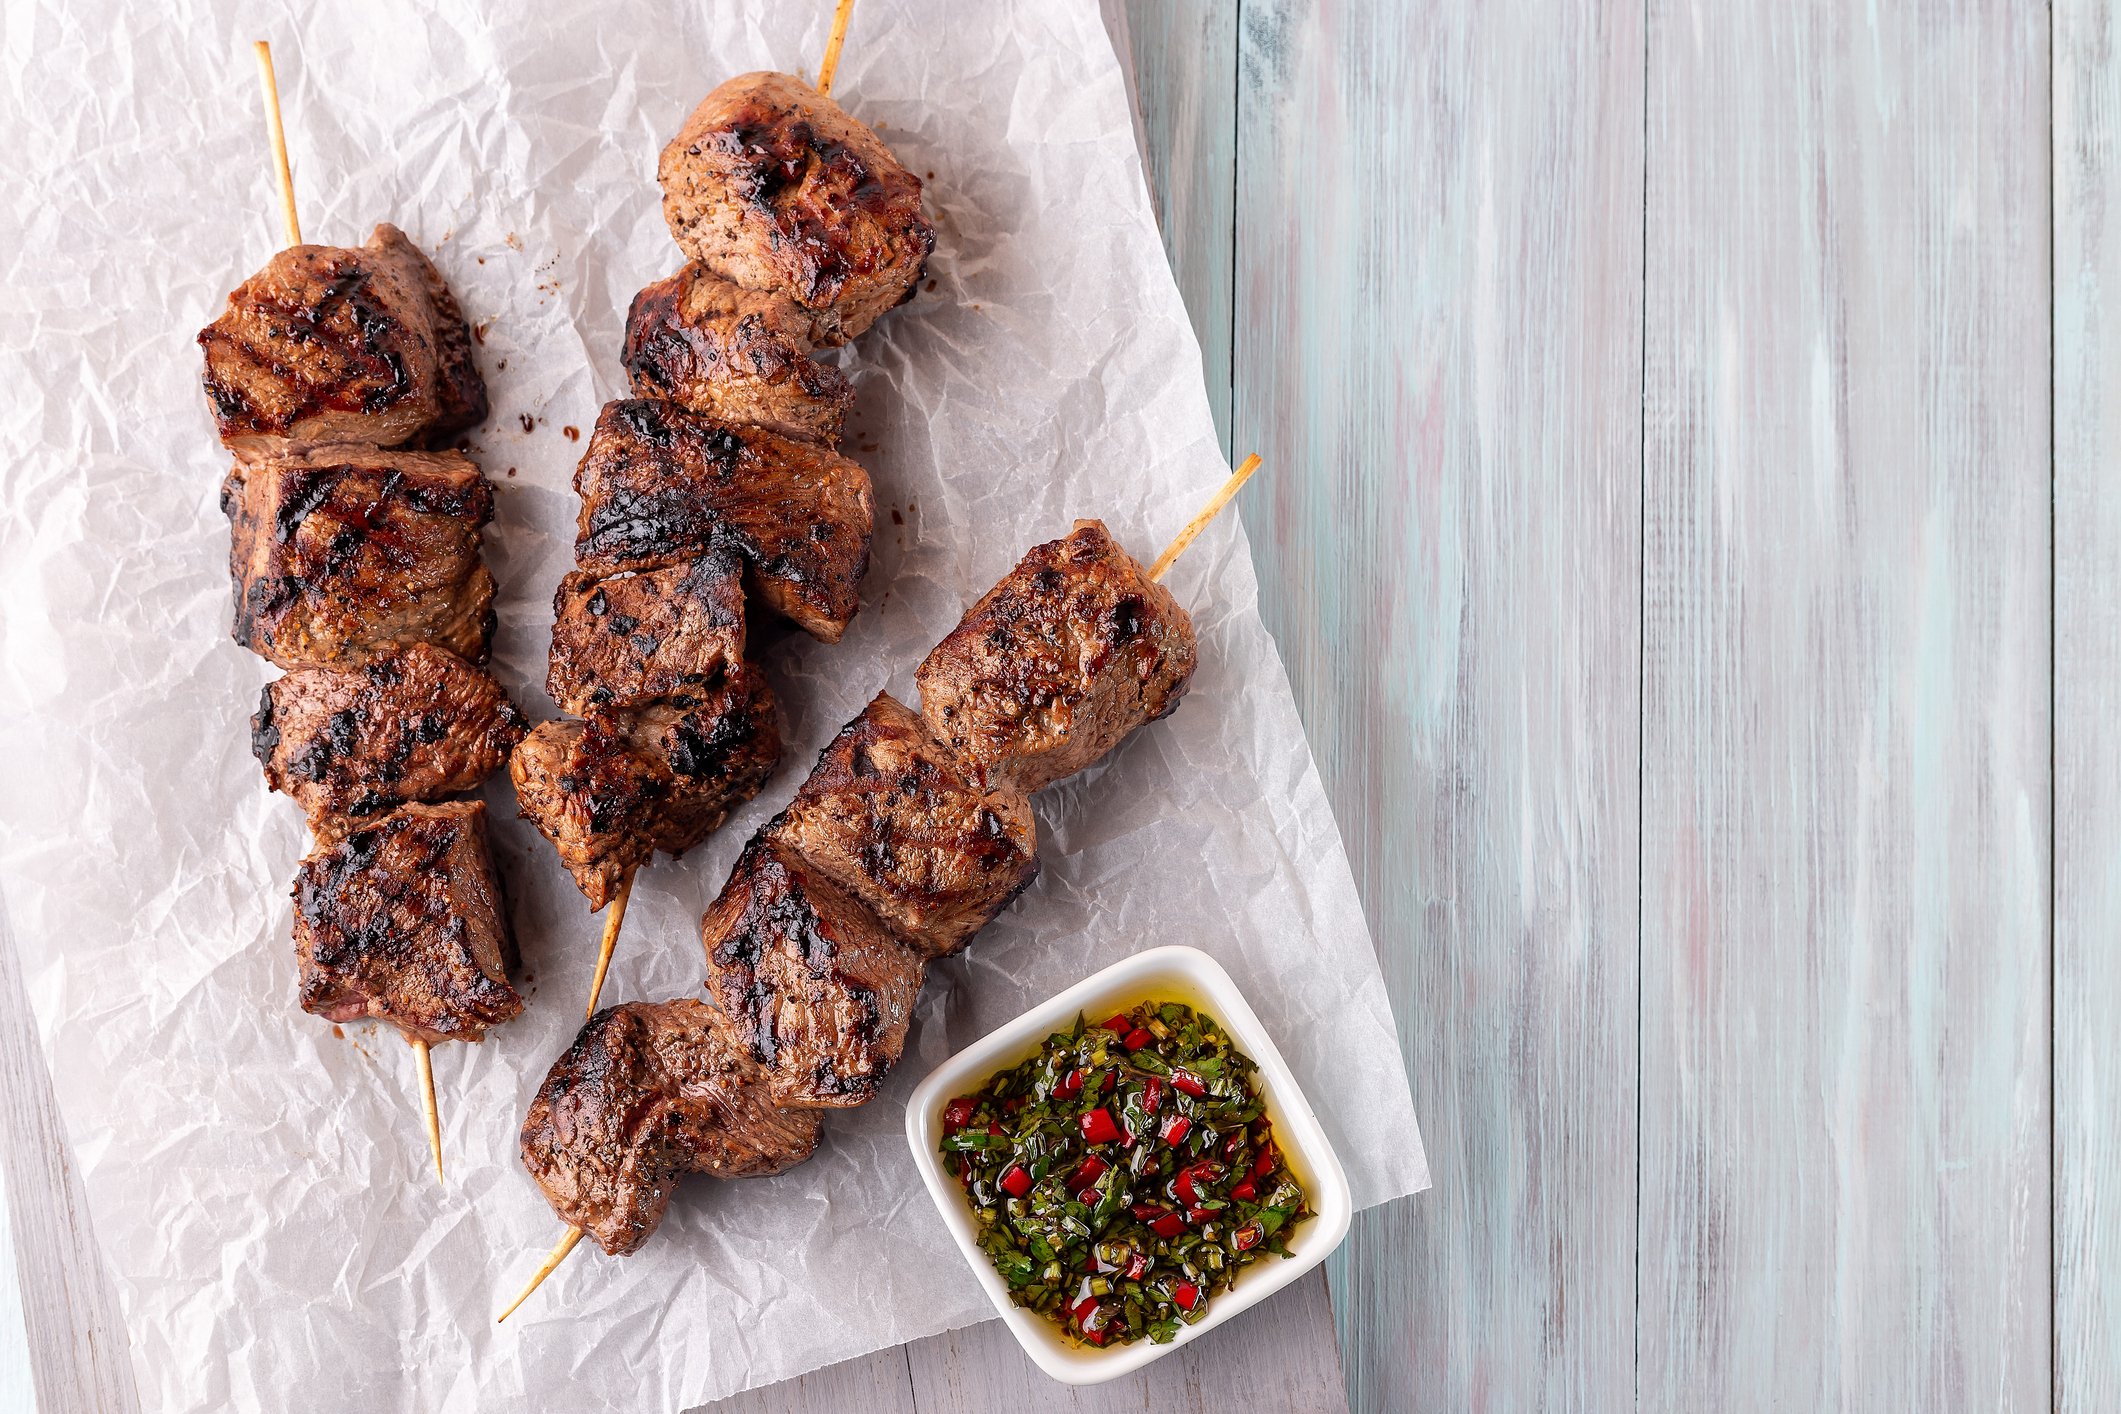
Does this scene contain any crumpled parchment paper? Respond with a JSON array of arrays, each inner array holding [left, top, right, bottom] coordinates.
[[0, 1, 1429, 1408]]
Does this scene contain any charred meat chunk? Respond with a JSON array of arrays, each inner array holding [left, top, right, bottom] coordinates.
[[571, 399, 872, 643], [700, 837, 925, 1109], [253, 642, 526, 844], [547, 553, 746, 716], [520, 1000, 823, 1255], [769, 693, 1038, 959], [198, 223, 486, 450], [623, 263, 854, 447], [916, 520, 1198, 795], [291, 800, 522, 1044], [222, 440, 497, 670], [658, 72, 933, 348], [510, 665, 782, 909]]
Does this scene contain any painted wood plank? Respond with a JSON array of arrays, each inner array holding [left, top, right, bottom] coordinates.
[[1232, 3, 1644, 1410], [688, 1347, 917, 1414], [0, 896, 141, 1413], [1124, 0, 1238, 461], [2055, 4, 2121, 1409], [1639, 2, 2051, 1408], [902, 1267, 1347, 1414]]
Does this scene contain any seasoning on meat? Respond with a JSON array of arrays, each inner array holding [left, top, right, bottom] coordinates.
[[520, 1000, 823, 1255], [624, 263, 854, 447], [221, 439, 497, 669], [253, 641, 527, 844], [546, 552, 747, 716], [699, 836, 926, 1108], [293, 800, 523, 1045], [658, 72, 934, 348], [768, 693, 1039, 958], [570, 398, 873, 643], [199, 223, 487, 450], [917, 520, 1197, 794], [511, 665, 781, 910]]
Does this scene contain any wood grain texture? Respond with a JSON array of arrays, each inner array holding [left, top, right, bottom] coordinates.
[[692, 1348, 917, 1414], [1641, 2, 2052, 1408], [0, 894, 142, 1414], [1231, 2, 1643, 1410], [2055, 4, 2121, 1409], [1124, 0, 1237, 460]]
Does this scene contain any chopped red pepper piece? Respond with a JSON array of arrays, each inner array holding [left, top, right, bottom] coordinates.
[[1151, 1212, 1187, 1238], [942, 1097, 976, 1130], [1081, 1323, 1112, 1345], [1187, 1206, 1216, 1224], [1000, 1164, 1032, 1198], [1175, 1161, 1225, 1207], [1252, 1144, 1278, 1178], [1160, 1114, 1192, 1147], [1124, 1250, 1153, 1280], [1100, 1015, 1132, 1034], [1232, 1179, 1257, 1202], [1122, 1027, 1154, 1050], [1070, 1156, 1109, 1194], [1173, 1281, 1202, 1312], [1079, 1108, 1124, 1144], [1054, 1069, 1083, 1099], [1232, 1219, 1266, 1252], [1171, 1068, 1207, 1097], [1224, 1130, 1247, 1158], [1132, 1202, 1170, 1221], [1102, 1069, 1118, 1093], [1141, 1077, 1165, 1115]]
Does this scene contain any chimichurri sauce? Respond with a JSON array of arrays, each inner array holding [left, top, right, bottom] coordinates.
[[939, 1001, 1312, 1347]]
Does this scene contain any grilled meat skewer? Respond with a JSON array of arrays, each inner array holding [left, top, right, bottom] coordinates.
[[520, 519, 1199, 1256]]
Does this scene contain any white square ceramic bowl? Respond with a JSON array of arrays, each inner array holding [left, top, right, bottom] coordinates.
[[904, 945, 1354, 1385]]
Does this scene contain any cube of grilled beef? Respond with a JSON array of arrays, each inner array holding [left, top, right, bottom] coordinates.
[[253, 642, 526, 845], [701, 836, 925, 1108], [658, 72, 933, 348], [547, 552, 746, 716], [198, 223, 486, 449], [623, 263, 854, 447], [520, 999, 823, 1255], [916, 520, 1198, 796], [292, 800, 522, 1045], [767, 694, 1038, 959], [572, 399, 872, 643], [222, 440, 497, 670], [510, 664, 782, 909]]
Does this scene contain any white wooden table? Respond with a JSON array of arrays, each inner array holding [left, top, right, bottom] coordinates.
[[10, 1, 2121, 1410]]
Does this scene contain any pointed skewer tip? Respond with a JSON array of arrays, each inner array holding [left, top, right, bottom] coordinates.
[[412, 1038, 443, 1186], [497, 1226, 585, 1323], [1149, 453, 1263, 584]]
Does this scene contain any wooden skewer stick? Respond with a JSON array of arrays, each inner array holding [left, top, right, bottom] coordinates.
[[496, 1226, 585, 1323], [493, 456, 1265, 1319], [255, 38, 448, 1185], [1148, 453, 1262, 583], [583, 873, 636, 1021], [413, 1038, 444, 1184], [254, 41, 303, 247], [817, 0, 858, 97]]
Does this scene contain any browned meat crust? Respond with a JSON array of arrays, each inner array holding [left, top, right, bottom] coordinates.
[[768, 694, 1038, 959], [222, 440, 496, 670], [571, 399, 872, 643], [623, 263, 854, 446], [915, 520, 1198, 795], [658, 73, 933, 348], [700, 837, 925, 1108], [292, 800, 522, 1045], [510, 665, 782, 909], [253, 642, 526, 844], [198, 223, 487, 450], [520, 1000, 822, 1255], [546, 553, 747, 716]]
